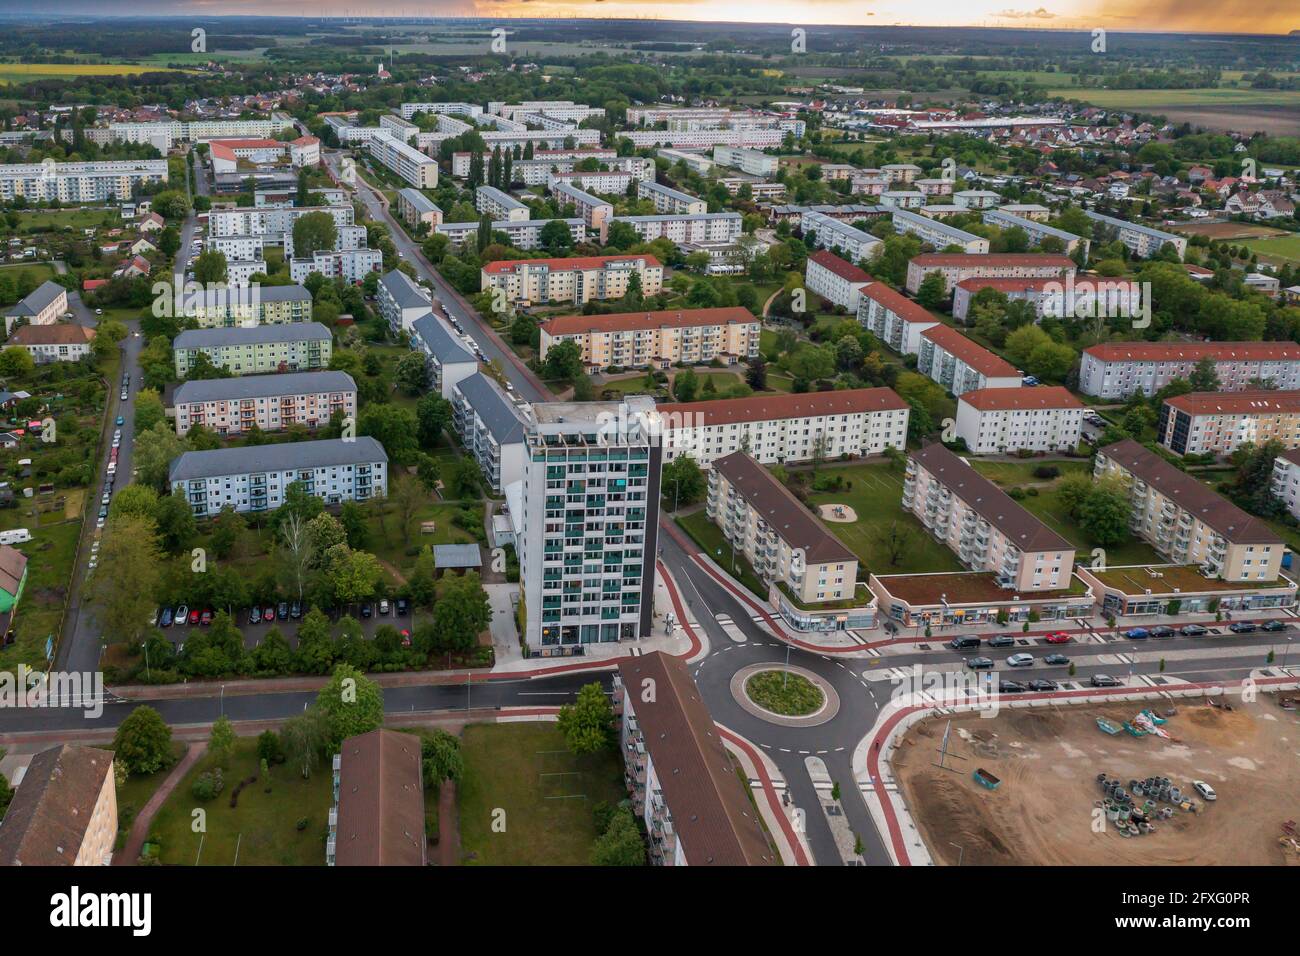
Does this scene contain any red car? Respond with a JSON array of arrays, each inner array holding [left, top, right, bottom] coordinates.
[[1044, 631, 1072, 644], [400, 629, 411, 647], [199, 609, 213, 626], [188, 608, 201, 626], [263, 606, 275, 622]]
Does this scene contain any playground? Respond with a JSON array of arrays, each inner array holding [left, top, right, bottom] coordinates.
[[893, 697, 1300, 866], [817, 503, 858, 523]]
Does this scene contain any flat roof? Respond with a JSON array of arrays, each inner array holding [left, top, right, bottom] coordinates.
[[432, 543, 482, 568], [1088, 564, 1294, 596], [874, 570, 1089, 606]]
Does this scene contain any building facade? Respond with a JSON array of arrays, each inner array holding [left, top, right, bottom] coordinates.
[[955, 386, 1085, 454], [1080, 342, 1300, 399], [171, 371, 356, 437], [917, 324, 1023, 396], [1157, 391, 1300, 457], [480, 254, 663, 307], [539, 306, 760, 370], [173, 322, 332, 377]]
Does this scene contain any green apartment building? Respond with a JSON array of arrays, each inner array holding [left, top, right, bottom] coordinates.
[[173, 322, 333, 378], [182, 284, 314, 328]]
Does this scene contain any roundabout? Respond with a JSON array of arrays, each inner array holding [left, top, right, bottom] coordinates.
[[730, 662, 841, 728]]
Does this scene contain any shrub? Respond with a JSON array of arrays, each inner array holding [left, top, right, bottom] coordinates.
[[191, 768, 225, 801], [1033, 465, 1060, 479]]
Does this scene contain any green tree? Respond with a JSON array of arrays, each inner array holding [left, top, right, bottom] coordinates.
[[208, 715, 235, 768], [88, 514, 163, 647], [192, 249, 228, 285], [280, 708, 330, 779], [590, 805, 645, 866], [661, 454, 705, 510], [315, 664, 385, 751], [418, 729, 464, 787], [112, 706, 174, 775], [430, 571, 491, 654], [556, 682, 614, 755], [1080, 478, 1133, 548], [292, 211, 339, 260]]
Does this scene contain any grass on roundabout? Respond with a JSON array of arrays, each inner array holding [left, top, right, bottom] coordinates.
[[744, 669, 825, 717]]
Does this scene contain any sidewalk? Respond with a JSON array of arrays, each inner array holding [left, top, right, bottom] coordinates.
[[114, 742, 203, 865]]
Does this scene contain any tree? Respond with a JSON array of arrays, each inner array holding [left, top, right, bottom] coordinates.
[[394, 351, 429, 395], [915, 271, 947, 309], [315, 664, 385, 751], [431, 571, 491, 654], [112, 706, 173, 775], [153, 489, 197, 554], [133, 422, 188, 492], [557, 682, 614, 755], [88, 514, 162, 648], [418, 729, 464, 788], [590, 805, 645, 866], [0, 346, 34, 378], [661, 454, 705, 510], [875, 520, 916, 567], [1079, 478, 1132, 548], [108, 484, 160, 523], [208, 715, 235, 768], [416, 393, 452, 448], [156, 226, 180, 257], [540, 338, 584, 383], [280, 708, 330, 779], [358, 403, 419, 465], [133, 388, 166, 432], [408, 546, 438, 609], [292, 211, 339, 260], [1189, 357, 1220, 392], [192, 249, 228, 285], [324, 545, 384, 606], [539, 218, 574, 253]]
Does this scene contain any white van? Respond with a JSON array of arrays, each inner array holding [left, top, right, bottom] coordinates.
[[0, 528, 31, 545]]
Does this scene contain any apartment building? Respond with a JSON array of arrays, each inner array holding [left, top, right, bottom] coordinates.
[[1079, 342, 1300, 399], [0, 158, 167, 203], [953, 190, 1001, 210], [450, 144, 612, 178], [804, 249, 872, 312], [540, 306, 760, 370], [626, 128, 784, 149], [982, 208, 1088, 258], [451, 372, 530, 493], [377, 114, 419, 143], [206, 234, 265, 262], [171, 437, 388, 518], [882, 163, 922, 183], [657, 388, 909, 467], [616, 212, 742, 245], [637, 180, 707, 215], [1095, 439, 1283, 581], [7, 323, 96, 363], [914, 178, 955, 197], [3, 280, 68, 336], [614, 653, 775, 867], [395, 187, 443, 229], [550, 181, 613, 240], [411, 311, 478, 399], [1157, 390, 1300, 457], [708, 451, 859, 604], [711, 145, 780, 176], [365, 131, 438, 188], [518, 397, 661, 647], [171, 371, 356, 437], [475, 185, 530, 222], [880, 190, 926, 210], [1269, 448, 1300, 521], [904, 252, 1077, 295], [208, 204, 354, 242], [1085, 210, 1187, 259], [480, 254, 663, 307], [890, 209, 990, 255], [179, 284, 313, 328], [955, 386, 1085, 454], [288, 248, 383, 284], [918, 324, 1023, 396], [0, 744, 117, 867], [377, 269, 430, 334], [400, 101, 484, 120], [492, 101, 605, 123], [658, 148, 716, 176], [327, 729, 426, 867], [435, 217, 586, 251], [549, 169, 634, 194], [951, 277, 1142, 323], [856, 281, 941, 356], [801, 211, 883, 264], [173, 322, 332, 377], [903, 443, 1076, 591]]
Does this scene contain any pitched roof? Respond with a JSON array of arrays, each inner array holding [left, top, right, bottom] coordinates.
[[411, 312, 476, 366], [1084, 342, 1300, 363], [1098, 439, 1283, 545], [911, 253, 1077, 269], [807, 249, 871, 284], [172, 370, 356, 406], [0, 744, 114, 866], [482, 254, 659, 275], [959, 385, 1084, 412], [3, 280, 66, 317], [174, 321, 331, 349], [910, 443, 1074, 553], [8, 324, 94, 346], [543, 306, 756, 338], [658, 387, 908, 430], [379, 269, 428, 310], [332, 730, 425, 867], [1164, 390, 1300, 416], [860, 280, 939, 324], [169, 436, 387, 483], [0, 542, 27, 596], [617, 652, 776, 866], [920, 324, 1021, 379], [453, 372, 528, 444], [712, 452, 856, 565]]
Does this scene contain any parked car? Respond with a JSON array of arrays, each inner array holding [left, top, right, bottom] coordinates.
[[1043, 653, 1070, 666], [1043, 631, 1071, 644], [1090, 674, 1122, 687], [248, 606, 261, 625], [379, 598, 390, 615], [361, 603, 373, 619], [1022, 375, 1040, 386], [1150, 626, 1175, 638], [160, 607, 173, 627], [999, 680, 1027, 693], [987, 634, 1016, 648], [948, 635, 980, 650], [290, 601, 302, 619], [965, 657, 994, 670], [1228, 622, 1258, 634], [115, 416, 124, 426], [1027, 679, 1058, 692], [188, 608, 200, 626], [1006, 653, 1035, 667], [101, 493, 111, 506], [395, 598, 409, 616], [199, 609, 213, 626], [175, 604, 189, 625], [1262, 620, 1288, 632], [1124, 627, 1150, 640], [263, 606, 275, 623], [1192, 780, 1217, 802], [277, 601, 289, 620], [1180, 624, 1209, 637], [121, 390, 128, 400], [400, 629, 411, 647]]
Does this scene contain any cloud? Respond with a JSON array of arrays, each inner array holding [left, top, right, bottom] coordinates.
[[993, 7, 1057, 18]]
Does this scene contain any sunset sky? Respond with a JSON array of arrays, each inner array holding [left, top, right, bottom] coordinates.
[[4, 1, 1297, 36]]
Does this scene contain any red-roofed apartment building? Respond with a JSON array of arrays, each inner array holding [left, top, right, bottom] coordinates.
[[904, 252, 1076, 295], [1080, 342, 1300, 399], [918, 324, 1023, 396], [858, 280, 941, 355], [539, 306, 759, 370], [804, 249, 872, 311], [1157, 390, 1300, 457], [956, 386, 1085, 453], [208, 138, 290, 174], [480, 254, 663, 307], [952, 276, 1143, 323], [656, 387, 909, 466]]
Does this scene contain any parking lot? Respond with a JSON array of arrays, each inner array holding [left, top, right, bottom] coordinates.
[[153, 601, 415, 650]]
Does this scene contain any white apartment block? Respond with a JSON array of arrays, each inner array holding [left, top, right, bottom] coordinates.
[[879, 191, 926, 210], [637, 180, 707, 215], [805, 249, 872, 312], [171, 370, 356, 437], [891, 209, 989, 255], [480, 254, 663, 307], [856, 281, 940, 355], [1157, 390, 1300, 457], [289, 248, 383, 284], [1085, 210, 1187, 259], [207, 234, 265, 262], [1269, 448, 1300, 521], [550, 181, 613, 239], [1096, 439, 1284, 581], [903, 443, 1077, 591], [171, 438, 387, 518], [366, 131, 438, 188], [953, 190, 1001, 209], [904, 253, 1076, 295], [491, 101, 604, 123], [208, 204, 354, 242], [377, 269, 431, 334], [656, 388, 909, 467], [436, 217, 587, 251], [110, 114, 294, 147], [626, 128, 784, 150], [914, 178, 954, 197], [711, 145, 780, 177], [708, 451, 860, 605], [451, 146, 615, 179], [882, 164, 922, 183], [519, 397, 661, 646], [658, 148, 716, 176], [451, 372, 530, 493], [3, 280, 67, 336], [0, 158, 167, 203], [475, 185, 530, 222], [800, 211, 882, 264], [540, 306, 760, 370], [401, 102, 484, 121], [378, 114, 419, 142], [918, 324, 1024, 396], [549, 169, 633, 194], [1079, 343, 1300, 399], [225, 260, 268, 286], [395, 188, 443, 229], [617, 212, 742, 245], [411, 311, 478, 400], [955, 386, 1085, 454], [951, 277, 1142, 323], [983, 208, 1088, 258]]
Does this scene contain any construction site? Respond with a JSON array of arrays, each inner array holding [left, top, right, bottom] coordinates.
[[893, 694, 1300, 866]]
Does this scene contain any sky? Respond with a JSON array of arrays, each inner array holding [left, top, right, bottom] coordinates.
[[3, 1, 1297, 35]]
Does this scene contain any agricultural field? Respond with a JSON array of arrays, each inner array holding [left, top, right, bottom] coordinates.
[[1241, 234, 1300, 265], [0, 62, 193, 84], [1168, 222, 1287, 241]]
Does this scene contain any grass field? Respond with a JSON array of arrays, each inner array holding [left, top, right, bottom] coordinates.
[[0, 262, 58, 284], [457, 723, 626, 866], [1242, 234, 1300, 265], [149, 737, 333, 866], [677, 509, 768, 599], [1045, 87, 1300, 108], [113, 740, 188, 854]]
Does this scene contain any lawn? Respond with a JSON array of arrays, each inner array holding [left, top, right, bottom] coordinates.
[[676, 509, 768, 599], [0, 521, 82, 675], [9, 207, 119, 234], [457, 723, 626, 866], [968, 459, 1091, 486], [148, 737, 333, 866], [0, 262, 58, 284], [745, 670, 823, 716], [1045, 87, 1300, 108], [1241, 234, 1300, 265], [805, 460, 964, 577], [113, 740, 187, 854]]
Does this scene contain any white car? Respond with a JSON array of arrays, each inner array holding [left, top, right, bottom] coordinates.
[[95, 517, 105, 529], [1006, 653, 1035, 667], [95, 308, 103, 315], [101, 493, 111, 506], [1193, 780, 1217, 801]]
